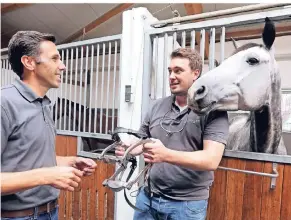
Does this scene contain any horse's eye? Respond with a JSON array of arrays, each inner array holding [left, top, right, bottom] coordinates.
[[247, 57, 259, 65]]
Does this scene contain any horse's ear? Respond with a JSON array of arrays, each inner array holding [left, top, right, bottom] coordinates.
[[262, 17, 275, 50], [231, 37, 239, 50], [214, 59, 220, 67]]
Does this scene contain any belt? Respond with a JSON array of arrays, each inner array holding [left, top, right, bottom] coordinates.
[[1, 200, 58, 218], [144, 187, 176, 201], [144, 186, 162, 198]]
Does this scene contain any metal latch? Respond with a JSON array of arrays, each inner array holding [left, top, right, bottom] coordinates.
[[125, 85, 133, 102]]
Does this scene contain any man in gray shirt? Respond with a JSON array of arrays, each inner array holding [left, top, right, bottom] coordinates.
[[1, 31, 97, 219], [116, 48, 229, 220]]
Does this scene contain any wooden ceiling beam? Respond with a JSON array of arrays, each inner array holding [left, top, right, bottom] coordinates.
[[1, 3, 33, 14], [184, 3, 210, 59], [61, 3, 133, 44]]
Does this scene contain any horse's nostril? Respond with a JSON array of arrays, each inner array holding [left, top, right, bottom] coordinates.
[[197, 86, 205, 95]]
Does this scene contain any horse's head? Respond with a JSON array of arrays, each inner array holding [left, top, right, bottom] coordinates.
[[188, 17, 279, 114]]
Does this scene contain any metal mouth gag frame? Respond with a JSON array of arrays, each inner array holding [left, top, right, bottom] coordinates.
[[97, 127, 152, 193]]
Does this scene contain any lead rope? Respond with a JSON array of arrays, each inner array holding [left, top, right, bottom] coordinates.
[[122, 159, 160, 220], [123, 157, 145, 212]]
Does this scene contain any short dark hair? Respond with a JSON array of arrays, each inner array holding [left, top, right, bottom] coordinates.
[[170, 48, 203, 75], [8, 31, 56, 79]]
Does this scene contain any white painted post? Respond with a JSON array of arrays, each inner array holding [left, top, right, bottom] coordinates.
[[114, 7, 158, 220]]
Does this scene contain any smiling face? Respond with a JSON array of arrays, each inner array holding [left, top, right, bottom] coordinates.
[[168, 57, 200, 96], [34, 41, 66, 89]]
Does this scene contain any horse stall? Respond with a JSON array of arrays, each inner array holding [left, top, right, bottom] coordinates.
[[1, 4, 291, 220]]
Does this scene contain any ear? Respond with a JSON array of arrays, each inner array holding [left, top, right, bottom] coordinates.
[[21, 55, 36, 71], [231, 37, 240, 50], [193, 69, 200, 80], [214, 59, 220, 67], [262, 17, 275, 50]]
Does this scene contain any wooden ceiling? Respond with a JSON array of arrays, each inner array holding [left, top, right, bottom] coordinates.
[[1, 3, 290, 49]]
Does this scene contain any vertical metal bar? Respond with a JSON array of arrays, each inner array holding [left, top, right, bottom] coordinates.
[[3, 59, 5, 86], [5, 59, 8, 85], [54, 82, 59, 126], [8, 61, 12, 84], [100, 43, 106, 133], [209, 28, 216, 70], [73, 47, 79, 131], [163, 33, 168, 98], [190, 30, 195, 50], [88, 45, 94, 133], [78, 47, 84, 132], [153, 36, 158, 100], [7, 59, 10, 84], [220, 26, 226, 63], [63, 49, 69, 130], [105, 42, 111, 134], [3, 59, 4, 86], [3, 59, 6, 86], [1, 60, 3, 86], [2, 59, 4, 86], [200, 29, 205, 67], [112, 41, 117, 132], [83, 46, 89, 132], [182, 31, 186, 48], [6, 59, 9, 84], [59, 50, 64, 130], [94, 44, 100, 133], [68, 48, 74, 131], [1, 59, 2, 86], [3, 59, 6, 85], [3, 59, 5, 85], [173, 32, 177, 49]]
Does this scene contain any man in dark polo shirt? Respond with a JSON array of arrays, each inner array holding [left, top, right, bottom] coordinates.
[[116, 48, 229, 220], [1, 31, 97, 219]]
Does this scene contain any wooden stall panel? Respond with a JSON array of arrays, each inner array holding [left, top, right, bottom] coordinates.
[[280, 165, 291, 219], [55, 135, 115, 220], [260, 163, 284, 220], [56, 136, 291, 220], [241, 161, 265, 220], [207, 158, 227, 220], [55, 135, 68, 220], [224, 158, 246, 220], [106, 164, 116, 220], [207, 157, 290, 220]]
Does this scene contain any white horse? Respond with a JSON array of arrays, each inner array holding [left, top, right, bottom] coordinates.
[[187, 17, 287, 155]]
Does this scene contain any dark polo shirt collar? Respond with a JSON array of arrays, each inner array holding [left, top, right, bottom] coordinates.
[[12, 78, 51, 105], [170, 95, 190, 115]]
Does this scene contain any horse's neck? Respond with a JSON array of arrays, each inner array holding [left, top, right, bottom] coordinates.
[[250, 78, 282, 153]]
